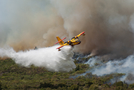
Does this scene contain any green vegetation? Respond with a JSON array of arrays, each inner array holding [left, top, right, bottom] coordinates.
[[0, 58, 133, 90]]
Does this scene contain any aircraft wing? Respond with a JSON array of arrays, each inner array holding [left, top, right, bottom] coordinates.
[[55, 37, 66, 45], [75, 31, 85, 38]]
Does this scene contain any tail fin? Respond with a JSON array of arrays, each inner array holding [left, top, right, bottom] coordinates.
[[56, 36, 65, 45]]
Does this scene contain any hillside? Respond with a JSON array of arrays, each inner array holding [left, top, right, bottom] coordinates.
[[0, 58, 134, 90]]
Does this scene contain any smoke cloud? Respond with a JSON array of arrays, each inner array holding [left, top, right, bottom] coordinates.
[[82, 55, 134, 84], [50, 0, 134, 58], [1, 0, 134, 58], [0, 0, 67, 51], [0, 45, 76, 72]]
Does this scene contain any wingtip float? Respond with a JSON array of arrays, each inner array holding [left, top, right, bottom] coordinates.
[[55, 31, 85, 51]]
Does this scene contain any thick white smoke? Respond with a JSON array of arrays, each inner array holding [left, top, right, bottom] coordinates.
[[0, 45, 76, 72], [85, 55, 134, 84]]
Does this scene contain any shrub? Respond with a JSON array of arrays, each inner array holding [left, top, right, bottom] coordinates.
[[115, 86, 124, 90], [88, 84, 99, 90], [129, 83, 134, 89], [68, 84, 79, 90], [113, 81, 123, 87], [75, 65, 80, 71], [39, 82, 52, 88], [0, 81, 2, 90]]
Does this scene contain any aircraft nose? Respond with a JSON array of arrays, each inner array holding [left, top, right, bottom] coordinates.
[[79, 41, 81, 44]]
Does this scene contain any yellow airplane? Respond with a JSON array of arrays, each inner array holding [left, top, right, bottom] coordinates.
[[55, 31, 85, 51]]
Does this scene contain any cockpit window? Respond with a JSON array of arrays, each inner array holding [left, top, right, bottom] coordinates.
[[75, 40, 81, 42], [71, 37, 75, 39], [71, 37, 78, 39]]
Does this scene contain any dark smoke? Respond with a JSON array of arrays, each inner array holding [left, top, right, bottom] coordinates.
[[51, 0, 134, 59], [1, 0, 134, 59]]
